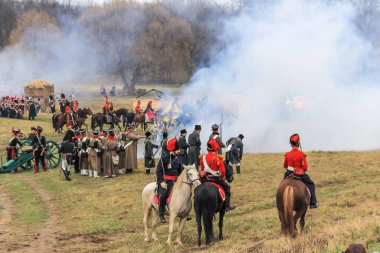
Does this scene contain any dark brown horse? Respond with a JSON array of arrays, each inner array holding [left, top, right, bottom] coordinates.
[[52, 107, 92, 132], [91, 112, 121, 131], [276, 179, 310, 237]]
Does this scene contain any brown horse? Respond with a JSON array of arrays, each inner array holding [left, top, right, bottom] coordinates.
[[134, 112, 148, 130], [52, 107, 92, 132], [276, 179, 310, 237]]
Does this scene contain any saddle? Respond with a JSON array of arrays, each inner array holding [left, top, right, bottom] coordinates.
[[204, 181, 226, 202], [285, 174, 311, 199], [105, 115, 113, 123], [153, 187, 173, 206]]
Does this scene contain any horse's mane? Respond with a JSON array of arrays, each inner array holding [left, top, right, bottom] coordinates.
[[173, 167, 189, 189]]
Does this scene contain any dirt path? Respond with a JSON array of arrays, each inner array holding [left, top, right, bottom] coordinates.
[[14, 174, 60, 253], [0, 184, 13, 245]]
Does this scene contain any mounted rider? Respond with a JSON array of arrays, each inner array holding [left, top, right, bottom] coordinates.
[[156, 138, 183, 223], [135, 100, 142, 114], [144, 101, 155, 121], [199, 139, 236, 211], [283, 133, 318, 209], [66, 102, 76, 128]]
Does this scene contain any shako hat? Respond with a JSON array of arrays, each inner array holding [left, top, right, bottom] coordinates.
[[290, 133, 300, 147]]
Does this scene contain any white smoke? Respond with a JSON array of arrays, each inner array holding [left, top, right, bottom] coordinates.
[[181, 0, 380, 152]]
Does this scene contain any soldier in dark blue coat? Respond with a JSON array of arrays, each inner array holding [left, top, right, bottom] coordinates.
[[156, 138, 183, 223]]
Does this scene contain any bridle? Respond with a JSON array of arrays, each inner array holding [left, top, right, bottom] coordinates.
[[182, 169, 201, 186]]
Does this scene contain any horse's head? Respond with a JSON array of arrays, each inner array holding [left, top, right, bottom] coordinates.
[[86, 107, 93, 115], [183, 165, 201, 187]]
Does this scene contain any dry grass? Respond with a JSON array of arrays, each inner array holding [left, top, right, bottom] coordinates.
[[0, 87, 379, 252]]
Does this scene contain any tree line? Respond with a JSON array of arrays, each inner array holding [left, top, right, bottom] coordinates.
[[0, 0, 242, 94]]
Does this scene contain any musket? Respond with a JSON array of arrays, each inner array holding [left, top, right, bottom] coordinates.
[[220, 113, 224, 141]]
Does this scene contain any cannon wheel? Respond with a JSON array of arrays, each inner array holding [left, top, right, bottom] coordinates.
[[46, 141, 61, 169], [17, 140, 33, 170]]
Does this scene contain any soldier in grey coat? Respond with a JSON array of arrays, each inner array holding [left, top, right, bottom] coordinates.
[[178, 129, 189, 165], [144, 131, 158, 174], [188, 125, 201, 170], [226, 134, 244, 174]]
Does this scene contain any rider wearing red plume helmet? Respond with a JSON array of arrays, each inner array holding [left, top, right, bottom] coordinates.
[[284, 133, 318, 208], [200, 139, 235, 211]]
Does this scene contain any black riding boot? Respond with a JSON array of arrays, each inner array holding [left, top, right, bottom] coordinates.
[[159, 204, 166, 223], [236, 165, 241, 174], [302, 174, 318, 208], [219, 180, 235, 211], [145, 168, 150, 175]]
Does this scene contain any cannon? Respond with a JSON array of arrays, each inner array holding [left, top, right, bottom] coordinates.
[[0, 140, 61, 173]]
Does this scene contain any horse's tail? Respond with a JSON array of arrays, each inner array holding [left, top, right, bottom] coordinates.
[[203, 205, 214, 244], [283, 186, 294, 235], [52, 114, 57, 130]]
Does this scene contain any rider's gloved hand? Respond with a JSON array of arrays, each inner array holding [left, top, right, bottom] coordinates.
[[160, 181, 167, 190]]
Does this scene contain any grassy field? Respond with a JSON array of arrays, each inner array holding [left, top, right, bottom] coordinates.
[[0, 89, 379, 252]]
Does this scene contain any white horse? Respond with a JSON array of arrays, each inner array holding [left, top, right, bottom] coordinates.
[[141, 165, 200, 245]]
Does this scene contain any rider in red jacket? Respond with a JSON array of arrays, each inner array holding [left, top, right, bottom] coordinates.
[[283, 134, 318, 209], [200, 139, 235, 211]]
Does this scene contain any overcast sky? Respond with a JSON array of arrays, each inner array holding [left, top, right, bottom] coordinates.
[[71, 0, 235, 5]]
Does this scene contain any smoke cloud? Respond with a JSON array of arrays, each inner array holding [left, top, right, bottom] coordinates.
[[181, 0, 380, 152]]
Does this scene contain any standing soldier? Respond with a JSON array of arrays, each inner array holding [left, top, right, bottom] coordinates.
[[156, 138, 183, 223], [28, 127, 37, 141], [144, 131, 158, 175], [49, 95, 56, 113], [103, 130, 120, 178], [88, 130, 102, 178], [63, 122, 75, 142], [28, 101, 36, 120], [7, 128, 23, 163], [79, 129, 89, 176], [209, 124, 225, 155], [188, 125, 201, 170], [226, 134, 244, 174], [32, 126, 47, 173], [123, 124, 140, 174], [161, 131, 169, 157], [59, 138, 75, 181], [178, 129, 189, 165], [73, 130, 81, 174]]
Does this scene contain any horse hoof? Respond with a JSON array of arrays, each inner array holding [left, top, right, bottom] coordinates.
[[219, 236, 223, 240], [176, 240, 183, 245], [144, 238, 150, 242], [152, 237, 158, 241]]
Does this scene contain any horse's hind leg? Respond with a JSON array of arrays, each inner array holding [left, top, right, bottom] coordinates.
[[175, 217, 187, 245], [300, 209, 307, 234], [293, 210, 302, 237], [151, 211, 159, 241], [278, 212, 286, 235], [143, 206, 152, 242], [219, 208, 226, 240], [196, 211, 202, 246]]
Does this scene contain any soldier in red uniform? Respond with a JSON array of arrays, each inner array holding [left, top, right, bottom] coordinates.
[[284, 133, 318, 208], [200, 139, 236, 211]]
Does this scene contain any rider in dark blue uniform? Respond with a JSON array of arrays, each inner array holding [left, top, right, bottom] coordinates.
[[156, 138, 183, 223]]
